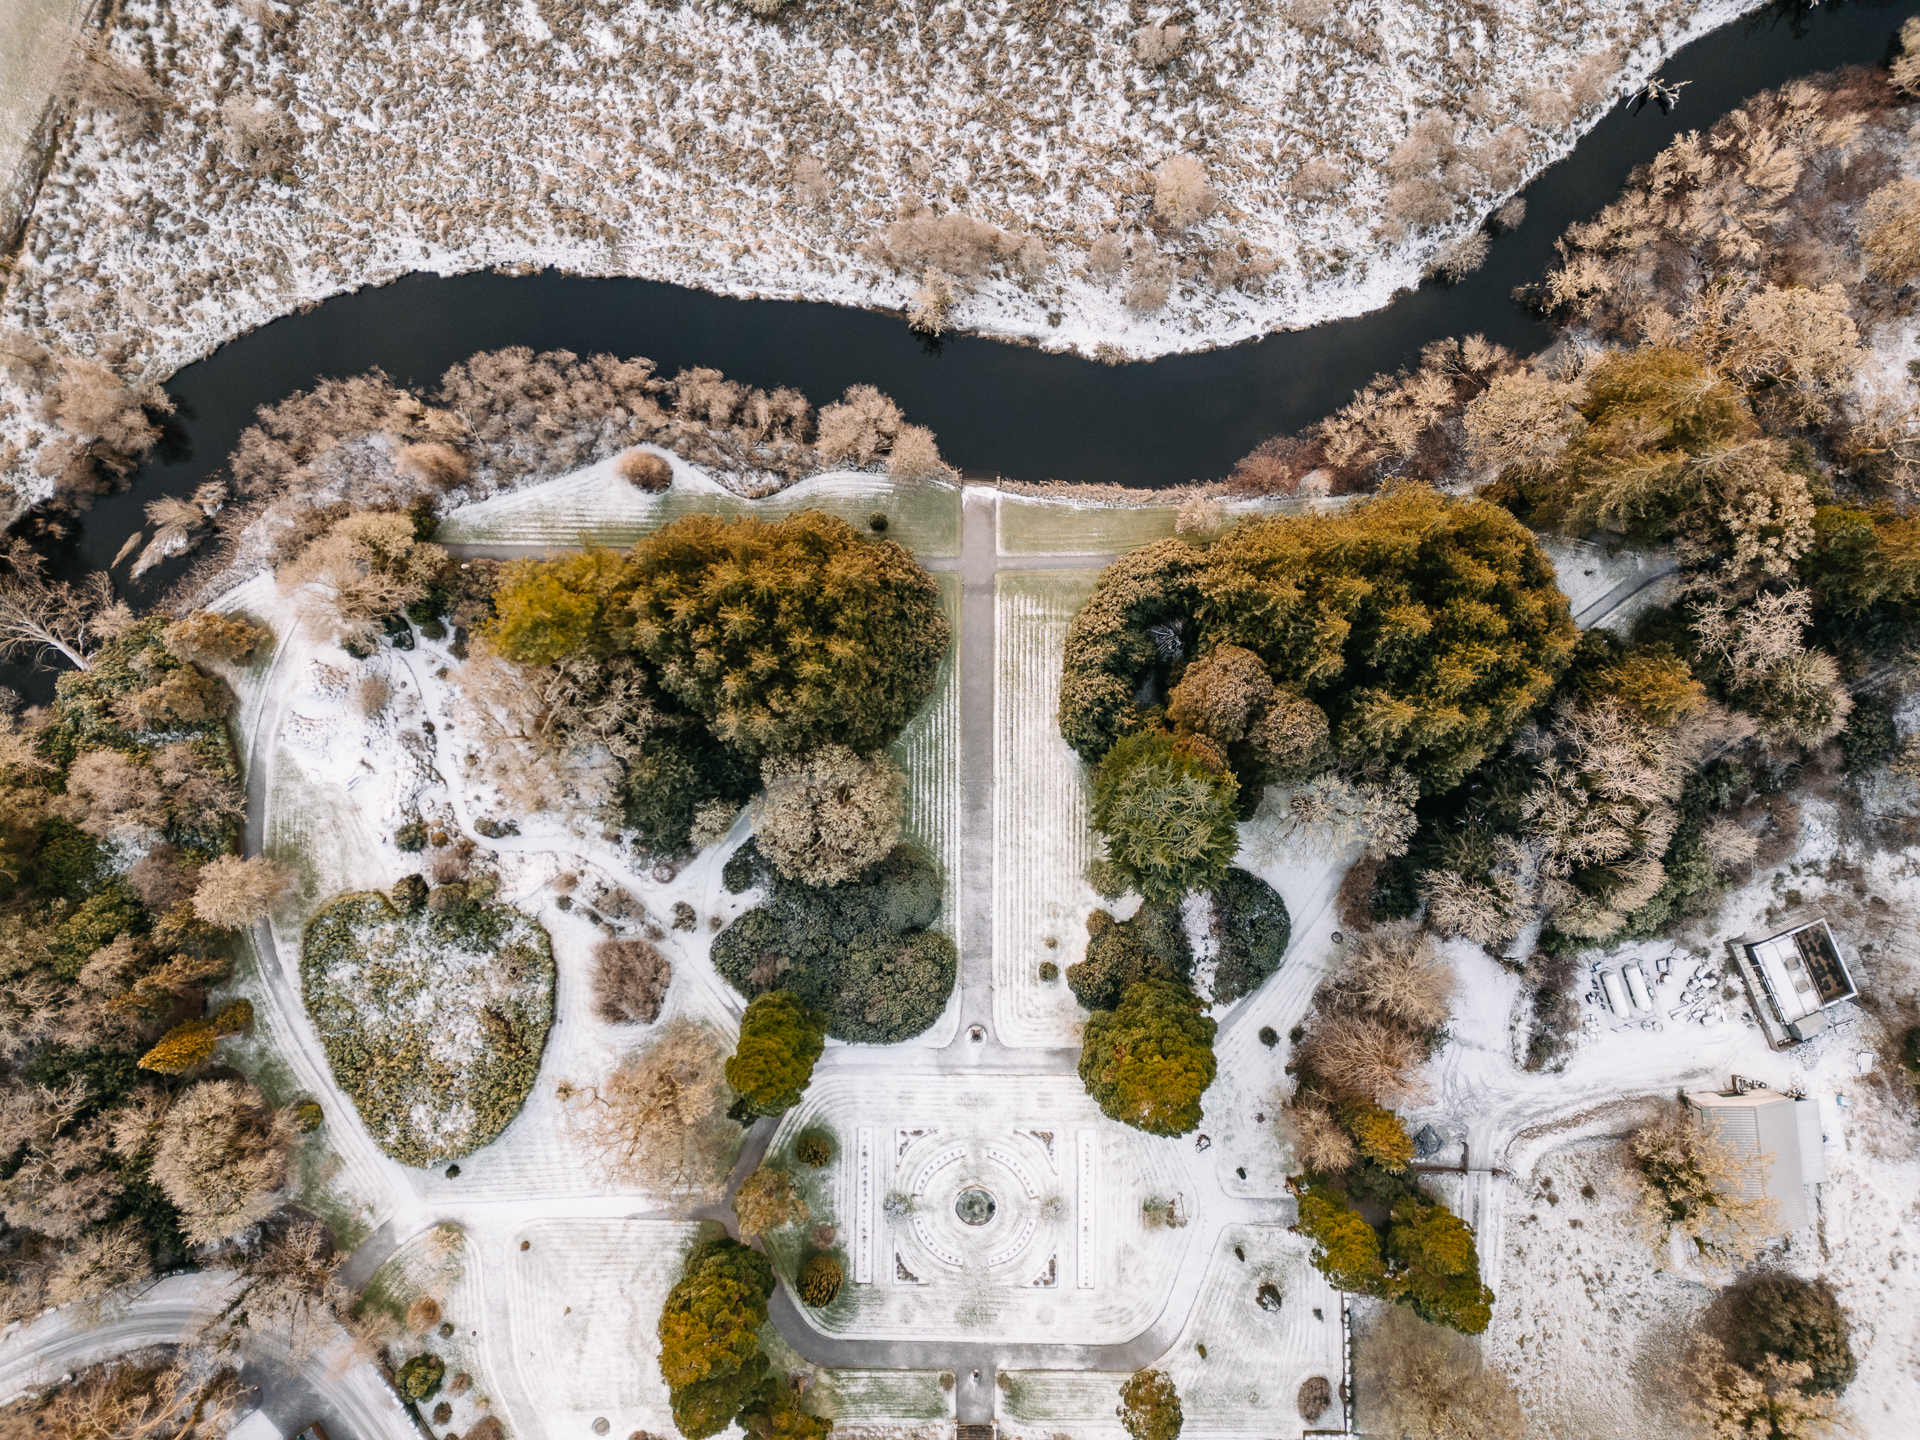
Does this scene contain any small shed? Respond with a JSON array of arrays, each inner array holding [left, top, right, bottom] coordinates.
[[1683, 1086, 1825, 1236]]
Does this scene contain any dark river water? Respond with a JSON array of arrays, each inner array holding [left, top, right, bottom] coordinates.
[[27, 0, 1920, 609]]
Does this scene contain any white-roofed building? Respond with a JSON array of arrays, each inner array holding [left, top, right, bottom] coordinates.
[[1683, 1085, 1827, 1237], [1729, 916, 1857, 1046]]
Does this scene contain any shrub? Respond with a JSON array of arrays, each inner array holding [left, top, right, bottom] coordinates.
[[116, 667, 236, 729], [1039, 960, 1059, 982], [711, 845, 956, 1042], [1258, 1025, 1278, 1047], [1153, 155, 1215, 227], [1068, 903, 1191, 1011], [617, 448, 674, 491], [162, 610, 270, 666], [722, 841, 759, 894], [1859, 178, 1920, 283], [407, 1296, 442, 1333], [725, 992, 828, 1118], [1727, 1275, 1856, 1394], [796, 1253, 843, 1307], [391, 873, 429, 910], [397, 1353, 446, 1402], [1091, 730, 1240, 904], [593, 938, 672, 1024], [794, 1130, 835, 1167], [755, 746, 905, 887], [1078, 979, 1217, 1136], [733, 1166, 810, 1236], [1118, 1369, 1183, 1440], [395, 821, 428, 852], [301, 891, 554, 1165], [1208, 868, 1290, 1004]]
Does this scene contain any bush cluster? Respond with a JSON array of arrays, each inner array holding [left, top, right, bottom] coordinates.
[[711, 845, 957, 1043], [301, 891, 555, 1166], [484, 511, 950, 855]]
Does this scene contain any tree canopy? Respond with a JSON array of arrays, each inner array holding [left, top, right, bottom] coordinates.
[[1077, 979, 1217, 1136], [1090, 730, 1241, 904], [478, 511, 950, 853], [724, 991, 827, 1118], [657, 1237, 780, 1439]]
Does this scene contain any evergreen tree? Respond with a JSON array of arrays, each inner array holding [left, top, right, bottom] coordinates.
[[1117, 1369, 1183, 1440], [1728, 1275, 1857, 1395], [724, 992, 828, 1118], [626, 511, 949, 758], [1295, 1183, 1385, 1292], [1090, 730, 1240, 905], [1077, 979, 1216, 1136], [657, 1238, 778, 1440]]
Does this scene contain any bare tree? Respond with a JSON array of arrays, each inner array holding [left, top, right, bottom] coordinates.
[[1356, 1304, 1524, 1439], [150, 1080, 297, 1247], [0, 544, 123, 671], [0, 1354, 248, 1440], [592, 939, 672, 1025], [191, 856, 296, 930], [559, 1018, 733, 1195], [755, 745, 905, 887]]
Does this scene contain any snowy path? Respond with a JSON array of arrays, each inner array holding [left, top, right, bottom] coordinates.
[[0, 1272, 418, 1440]]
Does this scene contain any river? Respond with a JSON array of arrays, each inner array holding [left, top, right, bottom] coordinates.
[[23, 0, 1920, 606]]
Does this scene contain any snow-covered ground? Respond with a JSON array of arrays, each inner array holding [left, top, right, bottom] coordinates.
[[0, 0, 1763, 465], [178, 464, 1920, 1440]]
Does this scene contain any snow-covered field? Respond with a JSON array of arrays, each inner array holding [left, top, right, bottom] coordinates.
[[994, 568, 1104, 1048], [0, 0, 1763, 460]]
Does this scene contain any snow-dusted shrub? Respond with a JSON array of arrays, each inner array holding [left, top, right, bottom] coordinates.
[[1153, 156, 1215, 228], [1117, 1369, 1182, 1440], [301, 891, 554, 1166], [53, 37, 173, 136], [815, 385, 904, 468], [873, 211, 1021, 278], [907, 268, 956, 338], [592, 938, 672, 1025], [1297, 1011, 1430, 1107], [885, 423, 952, 482], [162, 610, 270, 666], [1385, 177, 1451, 228], [791, 155, 830, 208], [1291, 158, 1345, 198], [1133, 25, 1188, 67], [395, 441, 470, 491], [755, 746, 905, 888], [733, 1166, 809, 1237], [192, 854, 295, 930], [1124, 260, 1173, 315], [1681, 1338, 1841, 1440], [1088, 233, 1127, 281], [1427, 232, 1489, 283], [278, 511, 447, 648], [151, 1078, 297, 1246]]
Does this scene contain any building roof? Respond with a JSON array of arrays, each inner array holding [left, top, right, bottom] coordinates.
[[1743, 919, 1855, 1025], [1684, 1087, 1813, 1235]]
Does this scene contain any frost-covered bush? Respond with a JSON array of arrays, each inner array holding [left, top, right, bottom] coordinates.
[[592, 938, 672, 1024], [712, 845, 956, 1043], [1207, 867, 1290, 1004], [301, 891, 554, 1165], [755, 746, 905, 888]]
